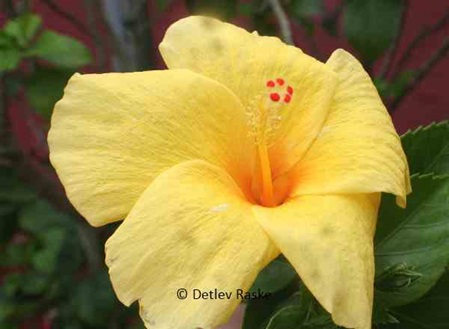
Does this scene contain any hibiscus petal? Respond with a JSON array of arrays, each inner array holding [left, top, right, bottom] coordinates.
[[105, 160, 278, 329], [48, 70, 252, 226], [253, 193, 380, 329], [289, 49, 410, 206], [159, 16, 337, 177]]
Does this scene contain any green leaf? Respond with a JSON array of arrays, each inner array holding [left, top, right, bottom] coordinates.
[[3, 14, 42, 47], [19, 200, 76, 273], [129, 322, 146, 329], [3, 272, 48, 296], [237, 3, 254, 16], [290, 0, 323, 35], [265, 285, 337, 329], [19, 200, 84, 275], [26, 30, 91, 68], [373, 302, 399, 324], [4, 74, 22, 96], [401, 121, 449, 176], [244, 282, 338, 329], [0, 47, 21, 73], [3, 273, 23, 297], [185, 0, 238, 20], [388, 70, 416, 98], [244, 257, 300, 329], [263, 292, 306, 329], [322, 9, 340, 37], [0, 204, 18, 244], [374, 77, 389, 99], [19, 273, 49, 295], [0, 167, 35, 203], [0, 293, 15, 322], [265, 306, 304, 329], [291, 0, 324, 18], [31, 227, 66, 273], [0, 31, 14, 47], [25, 67, 73, 119], [0, 14, 42, 72], [156, 0, 174, 11], [249, 258, 298, 295], [343, 0, 404, 62], [243, 284, 298, 329], [374, 71, 416, 100], [374, 174, 449, 307], [19, 200, 66, 234], [71, 273, 116, 326], [376, 263, 423, 293], [243, 291, 291, 329], [389, 270, 449, 328], [0, 242, 35, 267], [57, 224, 84, 274]]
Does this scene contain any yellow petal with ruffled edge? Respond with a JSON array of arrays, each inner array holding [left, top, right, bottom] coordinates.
[[159, 16, 337, 178], [287, 49, 410, 206], [105, 160, 278, 329], [253, 193, 380, 329], [48, 70, 252, 227]]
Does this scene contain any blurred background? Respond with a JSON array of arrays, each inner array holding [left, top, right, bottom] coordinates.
[[0, 0, 448, 328]]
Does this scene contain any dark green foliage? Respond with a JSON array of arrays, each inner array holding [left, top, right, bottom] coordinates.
[[2, 14, 42, 48], [375, 175, 449, 306], [388, 270, 449, 328], [24, 66, 74, 119], [290, 0, 324, 35], [249, 257, 298, 295], [185, 0, 238, 20], [0, 14, 41, 72], [156, 0, 175, 11], [0, 168, 142, 328], [291, 0, 324, 18], [343, 0, 404, 62], [0, 12, 91, 119], [401, 121, 449, 176], [25, 30, 92, 68], [375, 71, 416, 100]]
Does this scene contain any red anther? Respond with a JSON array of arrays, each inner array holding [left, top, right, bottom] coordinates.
[[284, 94, 292, 103], [287, 86, 293, 95], [266, 80, 275, 88], [270, 93, 281, 102], [276, 78, 285, 86]]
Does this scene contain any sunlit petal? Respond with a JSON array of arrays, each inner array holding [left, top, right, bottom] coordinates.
[[254, 193, 380, 329], [48, 70, 252, 226], [160, 16, 337, 177], [106, 160, 278, 329], [288, 49, 410, 206]]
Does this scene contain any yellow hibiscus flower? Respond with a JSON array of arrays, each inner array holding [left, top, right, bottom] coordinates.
[[48, 16, 411, 329]]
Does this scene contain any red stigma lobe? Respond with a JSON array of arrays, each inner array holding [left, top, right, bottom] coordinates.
[[270, 93, 281, 102], [266, 80, 275, 88]]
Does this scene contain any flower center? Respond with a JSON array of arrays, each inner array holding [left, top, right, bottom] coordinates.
[[246, 78, 294, 207]]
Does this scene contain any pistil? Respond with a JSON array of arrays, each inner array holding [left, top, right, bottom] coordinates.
[[248, 77, 294, 207], [257, 141, 275, 206]]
